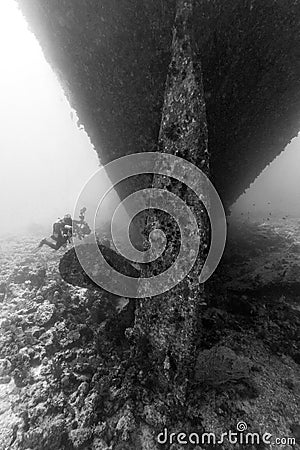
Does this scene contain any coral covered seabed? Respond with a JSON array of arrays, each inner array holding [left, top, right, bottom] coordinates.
[[0, 219, 299, 449]]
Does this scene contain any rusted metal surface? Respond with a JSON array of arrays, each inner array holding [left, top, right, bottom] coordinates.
[[16, 0, 300, 206]]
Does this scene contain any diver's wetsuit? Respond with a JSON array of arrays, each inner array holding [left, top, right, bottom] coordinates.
[[40, 234, 67, 250], [38, 217, 72, 250]]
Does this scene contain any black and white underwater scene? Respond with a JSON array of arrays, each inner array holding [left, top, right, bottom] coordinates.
[[1, 1, 300, 449]]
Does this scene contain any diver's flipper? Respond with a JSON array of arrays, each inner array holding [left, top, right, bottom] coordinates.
[[33, 239, 46, 252]]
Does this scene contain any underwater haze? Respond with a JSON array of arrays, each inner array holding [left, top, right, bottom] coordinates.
[[231, 134, 300, 220], [1, 0, 300, 238], [0, 0, 119, 236], [231, 135, 300, 221]]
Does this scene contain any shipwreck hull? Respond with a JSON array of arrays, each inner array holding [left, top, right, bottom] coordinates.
[[16, 0, 300, 206]]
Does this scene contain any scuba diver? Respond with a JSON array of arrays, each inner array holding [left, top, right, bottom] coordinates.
[[36, 207, 91, 251]]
